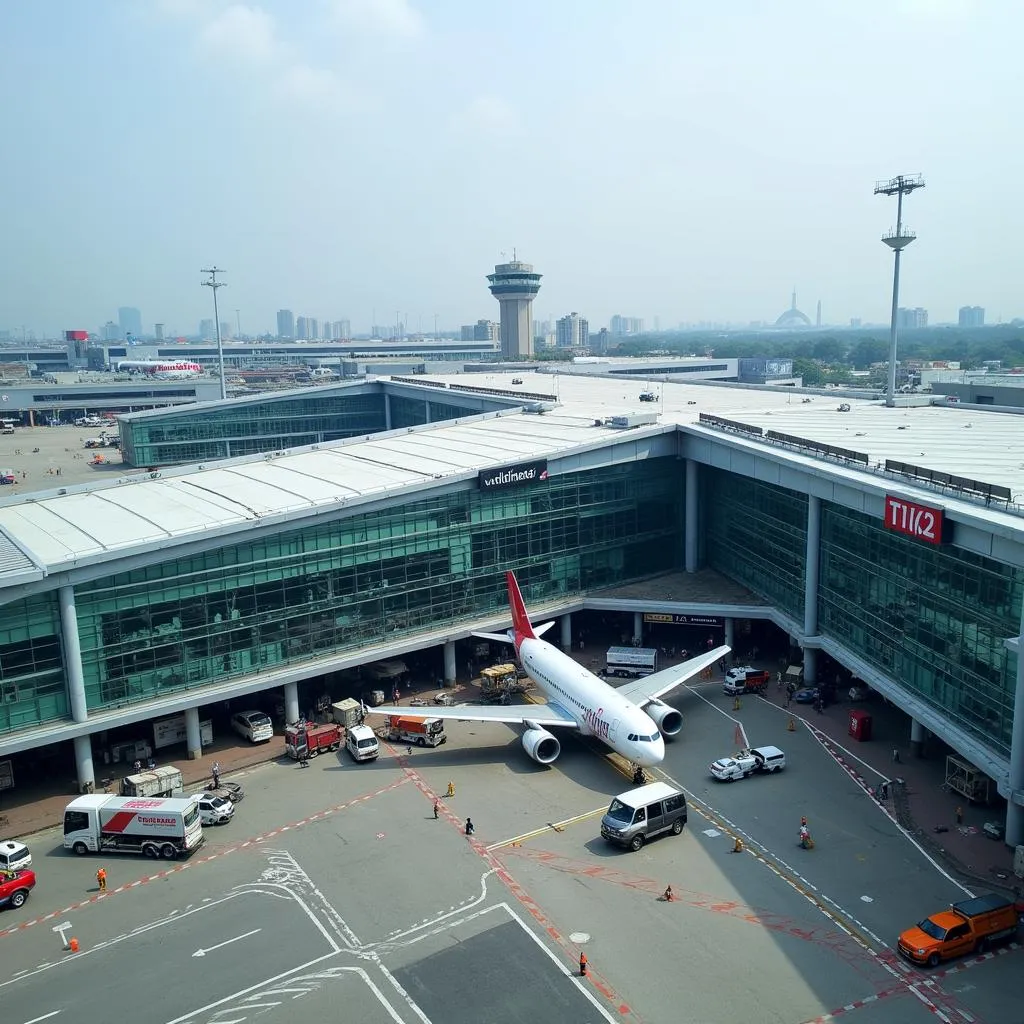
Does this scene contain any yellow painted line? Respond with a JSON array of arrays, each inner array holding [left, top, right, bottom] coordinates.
[[486, 805, 607, 851]]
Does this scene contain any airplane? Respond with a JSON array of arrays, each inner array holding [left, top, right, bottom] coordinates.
[[367, 570, 730, 768]]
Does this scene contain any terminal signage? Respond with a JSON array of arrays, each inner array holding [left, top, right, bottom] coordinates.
[[479, 459, 548, 492], [884, 495, 945, 546], [644, 613, 724, 627]]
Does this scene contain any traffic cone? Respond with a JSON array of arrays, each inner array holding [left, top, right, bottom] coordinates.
[[69, 937, 80, 953], [787, 717, 796, 732]]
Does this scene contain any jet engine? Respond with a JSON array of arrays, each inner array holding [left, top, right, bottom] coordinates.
[[645, 700, 683, 738], [522, 727, 561, 764]]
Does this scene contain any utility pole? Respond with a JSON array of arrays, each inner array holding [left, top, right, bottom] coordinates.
[[235, 308, 241, 339], [202, 267, 227, 400], [434, 313, 439, 341], [874, 175, 925, 407]]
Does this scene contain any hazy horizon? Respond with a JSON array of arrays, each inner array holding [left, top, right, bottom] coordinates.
[[3, 1, 1020, 338]]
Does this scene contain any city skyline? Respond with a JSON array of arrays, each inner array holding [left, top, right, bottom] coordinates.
[[2, 2, 1023, 338]]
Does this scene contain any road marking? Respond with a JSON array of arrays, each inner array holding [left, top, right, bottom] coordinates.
[[22, 1013, 60, 1024], [0, 776, 410, 941], [486, 806, 606, 850], [192, 928, 262, 958], [164, 953, 338, 1024]]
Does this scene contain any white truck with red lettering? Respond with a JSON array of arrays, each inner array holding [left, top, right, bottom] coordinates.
[[62, 795, 204, 860]]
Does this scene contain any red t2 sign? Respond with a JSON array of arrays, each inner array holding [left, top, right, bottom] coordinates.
[[884, 496, 944, 545]]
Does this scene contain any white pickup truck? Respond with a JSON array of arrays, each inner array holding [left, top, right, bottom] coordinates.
[[709, 745, 786, 781]]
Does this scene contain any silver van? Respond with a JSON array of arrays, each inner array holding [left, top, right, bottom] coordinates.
[[600, 781, 688, 852]]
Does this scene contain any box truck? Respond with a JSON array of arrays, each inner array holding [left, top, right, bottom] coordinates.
[[388, 715, 447, 747], [118, 765, 185, 798], [62, 795, 204, 859]]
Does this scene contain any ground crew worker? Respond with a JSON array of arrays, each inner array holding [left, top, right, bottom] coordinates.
[[446, 780, 455, 798], [433, 800, 440, 819], [663, 885, 674, 902], [465, 818, 475, 836], [96, 867, 107, 892], [732, 836, 744, 853], [579, 951, 588, 976], [956, 806, 963, 825], [733, 696, 741, 712]]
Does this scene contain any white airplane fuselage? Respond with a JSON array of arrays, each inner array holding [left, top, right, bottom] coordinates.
[[516, 636, 666, 767]]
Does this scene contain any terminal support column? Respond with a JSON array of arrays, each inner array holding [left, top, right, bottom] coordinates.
[[633, 612, 643, 645], [59, 585, 95, 793], [561, 613, 572, 649], [443, 640, 457, 687], [724, 618, 735, 661], [802, 496, 821, 686], [684, 459, 699, 573], [384, 394, 392, 431], [1004, 605, 1024, 847], [284, 681, 300, 725], [185, 707, 202, 760], [910, 718, 926, 759]]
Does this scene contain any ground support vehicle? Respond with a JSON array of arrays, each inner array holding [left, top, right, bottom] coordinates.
[[480, 663, 529, 701], [605, 646, 659, 678], [62, 795, 204, 859], [331, 698, 364, 728], [601, 782, 688, 852], [722, 667, 771, 695], [118, 765, 185, 798], [898, 894, 1021, 966], [709, 745, 787, 781], [346, 724, 380, 762], [387, 715, 447, 747], [0, 868, 36, 910], [284, 721, 341, 759]]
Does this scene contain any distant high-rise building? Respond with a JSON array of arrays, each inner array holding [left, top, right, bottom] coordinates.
[[277, 309, 295, 338], [461, 319, 499, 342], [307, 317, 320, 341], [102, 321, 120, 341], [556, 312, 589, 349], [850, 318, 862, 328], [335, 319, 350, 340], [220, 321, 232, 340], [487, 259, 542, 360], [816, 300, 822, 328], [897, 307, 928, 329], [154, 323, 164, 341], [958, 305, 985, 328], [610, 315, 644, 336], [118, 306, 143, 341], [323, 321, 335, 341], [199, 318, 215, 340], [591, 327, 611, 354]]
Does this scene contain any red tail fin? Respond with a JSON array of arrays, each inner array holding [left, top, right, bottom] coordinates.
[[506, 571, 537, 642]]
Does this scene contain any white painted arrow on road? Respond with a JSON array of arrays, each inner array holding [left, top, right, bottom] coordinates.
[[191, 928, 262, 958]]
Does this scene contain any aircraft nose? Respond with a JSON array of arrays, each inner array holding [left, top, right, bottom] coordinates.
[[635, 736, 665, 767]]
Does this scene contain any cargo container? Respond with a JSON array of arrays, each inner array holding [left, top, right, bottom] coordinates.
[[118, 766, 185, 798]]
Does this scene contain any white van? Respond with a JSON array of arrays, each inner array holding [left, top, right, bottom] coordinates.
[[600, 781, 687, 852], [0, 840, 32, 872], [346, 724, 379, 762]]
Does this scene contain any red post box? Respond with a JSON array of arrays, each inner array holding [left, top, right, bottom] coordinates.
[[848, 709, 872, 742]]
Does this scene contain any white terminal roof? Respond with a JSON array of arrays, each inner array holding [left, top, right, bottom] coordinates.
[[0, 371, 1021, 579]]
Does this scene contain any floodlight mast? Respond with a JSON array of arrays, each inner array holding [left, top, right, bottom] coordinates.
[[874, 175, 925, 407], [201, 267, 227, 400]]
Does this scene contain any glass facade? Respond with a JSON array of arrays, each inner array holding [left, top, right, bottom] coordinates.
[[819, 503, 1023, 756], [702, 469, 808, 621], [118, 391, 478, 467], [0, 593, 66, 734], [71, 459, 683, 713]]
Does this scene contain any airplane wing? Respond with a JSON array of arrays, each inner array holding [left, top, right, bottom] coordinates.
[[615, 645, 731, 705], [364, 702, 579, 729]]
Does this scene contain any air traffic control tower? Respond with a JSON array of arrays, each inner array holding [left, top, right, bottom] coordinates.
[[487, 259, 542, 360]]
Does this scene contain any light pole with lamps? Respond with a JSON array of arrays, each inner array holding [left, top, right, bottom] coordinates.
[[202, 267, 227, 400]]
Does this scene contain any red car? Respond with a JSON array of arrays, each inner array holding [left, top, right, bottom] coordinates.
[[0, 869, 36, 910]]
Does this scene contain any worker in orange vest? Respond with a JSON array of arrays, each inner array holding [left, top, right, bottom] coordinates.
[[579, 951, 588, 976], [96, 867, 107, 892]]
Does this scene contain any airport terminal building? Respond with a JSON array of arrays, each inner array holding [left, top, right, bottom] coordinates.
[[0, 375, 1022, 843]]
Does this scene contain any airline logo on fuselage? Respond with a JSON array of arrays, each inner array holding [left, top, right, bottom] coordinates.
[[584, 706, 610, 740]]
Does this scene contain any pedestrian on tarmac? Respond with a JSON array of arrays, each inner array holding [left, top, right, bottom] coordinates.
[[212, 761, 222, 788], [465, 818, 475, 837], [956, 806, 963, 825], [433, 800, 440, 819], [96, 867, 107, 892]]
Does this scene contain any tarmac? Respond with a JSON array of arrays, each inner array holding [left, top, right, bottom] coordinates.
[[1, 644, 1020, 898]]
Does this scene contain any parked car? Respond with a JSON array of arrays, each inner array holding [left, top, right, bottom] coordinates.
[[0, 840, 32, 872], [794, 686, 820, 704], [193, 792, 235, 826], [230, 710, 274, 743], [511, 378, 523, 385], [709, 745, 787, 781], [848, 683, 872, 702]]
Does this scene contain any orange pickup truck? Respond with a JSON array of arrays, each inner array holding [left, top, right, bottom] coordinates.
[[898, 893, 1020, 967]]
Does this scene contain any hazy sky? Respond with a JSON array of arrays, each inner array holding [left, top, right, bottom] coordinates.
[[3, 0, 1021, 338]]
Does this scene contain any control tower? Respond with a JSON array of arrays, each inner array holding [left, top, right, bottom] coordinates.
[[487, 258, 542, 360]]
